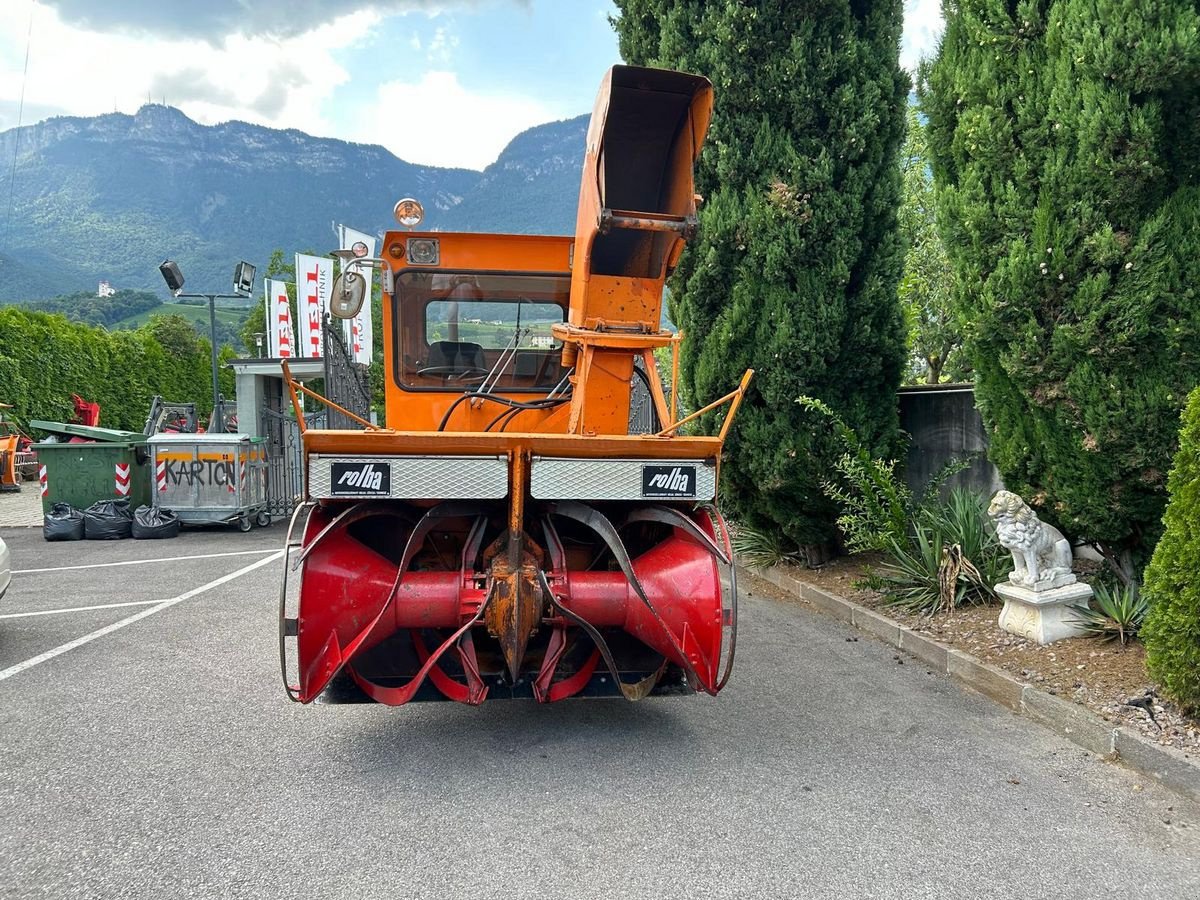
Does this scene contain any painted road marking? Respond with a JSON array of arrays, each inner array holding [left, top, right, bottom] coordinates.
[[0, 550, 283, 683], [13, 548, 277, 575], [0, 599, 167, 620]]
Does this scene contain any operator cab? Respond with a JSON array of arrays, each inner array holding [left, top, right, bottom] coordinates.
[[393, 271, 569, 393]]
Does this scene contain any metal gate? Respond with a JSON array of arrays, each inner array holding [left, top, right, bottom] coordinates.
[[259, 319, 367, 519], [262, 405, 326, 519], [323, 316, 372, 430]]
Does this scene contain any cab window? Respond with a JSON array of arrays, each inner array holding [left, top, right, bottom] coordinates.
[[394, 271, 569, 392]]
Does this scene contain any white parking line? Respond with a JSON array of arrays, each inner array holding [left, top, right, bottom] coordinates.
[[0, 550, 284, 683], [0, 599, 166, 620], [13, 548, 278, 575]]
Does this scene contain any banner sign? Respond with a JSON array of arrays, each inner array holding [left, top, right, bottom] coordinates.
[[337, 224, 376, 365], [295, 253, 333, 358], [267, 279, 295, 359]]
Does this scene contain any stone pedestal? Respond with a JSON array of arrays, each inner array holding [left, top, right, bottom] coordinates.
[[996, 580, 1094, 645]]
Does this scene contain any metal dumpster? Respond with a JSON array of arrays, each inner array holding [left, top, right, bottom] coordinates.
[[148, 433, 269, 531], [30, 421, 151, 515]]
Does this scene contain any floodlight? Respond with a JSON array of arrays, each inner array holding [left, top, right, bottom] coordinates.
[[232, 260, 256, 296], [159, 260, 185, 294]]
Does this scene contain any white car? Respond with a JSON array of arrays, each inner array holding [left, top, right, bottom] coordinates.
[[0, 535, 9, 601]]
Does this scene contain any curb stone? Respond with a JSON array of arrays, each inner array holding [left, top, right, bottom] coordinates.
[[740, 560, 1200, 803]]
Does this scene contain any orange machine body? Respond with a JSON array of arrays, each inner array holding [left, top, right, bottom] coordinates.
[[279, 66, 749, 707]]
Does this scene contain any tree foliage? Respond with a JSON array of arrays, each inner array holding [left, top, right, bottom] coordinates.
[[3, 289, 162, 328], [898, 106, 962, 384], [1141, 386, 1200, 712], [920, 1, 1200, 581], [0, 307, 234, 432], [611, 0, 909, 552]]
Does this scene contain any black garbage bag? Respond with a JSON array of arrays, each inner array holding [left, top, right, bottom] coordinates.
[[83, 498, 133, 540], [43, 502, 84, 541], [132, 505, 180, 539]]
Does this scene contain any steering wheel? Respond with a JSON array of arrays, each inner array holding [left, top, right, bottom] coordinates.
[[417, 365, 490, 381]]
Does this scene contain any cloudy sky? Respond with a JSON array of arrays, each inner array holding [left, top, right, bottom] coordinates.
[[0, 1, 943, 171]]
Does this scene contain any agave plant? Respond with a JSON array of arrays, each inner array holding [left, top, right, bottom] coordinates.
[[731, 524, 800, 570], [869, 487, 1006, 616], [918, 487, 1008, 600], [1071, 582, 1149, 646], [871, 523, 956, 616]]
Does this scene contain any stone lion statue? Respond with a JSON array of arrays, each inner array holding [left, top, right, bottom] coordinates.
[[987, 491, 1073, 589]]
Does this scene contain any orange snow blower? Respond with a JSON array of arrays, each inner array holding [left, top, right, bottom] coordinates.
[[279, 65, 752, 705]]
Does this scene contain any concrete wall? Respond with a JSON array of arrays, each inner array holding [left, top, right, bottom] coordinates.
[[897, 384, 1004, 497]]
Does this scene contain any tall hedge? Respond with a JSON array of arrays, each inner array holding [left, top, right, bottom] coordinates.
[[1141, 386, 1200, 712], [0, 307, 235, 432], [920, 1, 1200, 580], [612, 0, 909, 553]]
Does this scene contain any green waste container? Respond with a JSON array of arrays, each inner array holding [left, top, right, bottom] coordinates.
[[30, 421, 151, 515]]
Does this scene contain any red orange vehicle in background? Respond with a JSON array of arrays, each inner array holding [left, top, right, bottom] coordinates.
[[279, 65, 752, 705]]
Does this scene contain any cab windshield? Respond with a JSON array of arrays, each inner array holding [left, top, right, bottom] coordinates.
[[394, 271, 569, 393]]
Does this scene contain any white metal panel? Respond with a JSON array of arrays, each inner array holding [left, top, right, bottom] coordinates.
[[308, 454, 508, 500], [530, 457, 715, 501]]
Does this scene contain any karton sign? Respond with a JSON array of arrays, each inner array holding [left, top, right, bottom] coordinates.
[[295, 253, 333, 358]]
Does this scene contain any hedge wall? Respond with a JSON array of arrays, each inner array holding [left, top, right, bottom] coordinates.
[[0, 307, 235, 433]]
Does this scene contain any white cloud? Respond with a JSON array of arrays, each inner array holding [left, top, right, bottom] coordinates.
[[360, 70, 559, 169], [35, 0, 521, 42], [426, 24, 459, 63], [901, 0, 944, 72], [0, 3, 376, 135], [1, 0, 945, 169]]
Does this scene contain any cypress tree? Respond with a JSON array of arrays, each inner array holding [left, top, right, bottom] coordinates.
[[612, 1, 909, 555], [921, 2, 1200, 581], [1141, 386, 1200, 712]]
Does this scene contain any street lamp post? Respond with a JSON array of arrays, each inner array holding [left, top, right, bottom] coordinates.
[[159, 260, 256, 429]]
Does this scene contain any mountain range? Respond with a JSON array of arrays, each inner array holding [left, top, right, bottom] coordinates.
[[0, 105, 588, 301]]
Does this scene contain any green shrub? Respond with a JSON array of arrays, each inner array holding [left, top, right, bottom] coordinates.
[[1141, 386, 1200, 711], [798, 396, 911, 554], [799, 395, 974, 552], [868, 524, 956, 616]]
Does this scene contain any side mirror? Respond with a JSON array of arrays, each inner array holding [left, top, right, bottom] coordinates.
[[330, 271, 366, 318]]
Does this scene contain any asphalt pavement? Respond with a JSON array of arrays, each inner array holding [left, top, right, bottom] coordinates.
[[0, 525, 1197, 899]]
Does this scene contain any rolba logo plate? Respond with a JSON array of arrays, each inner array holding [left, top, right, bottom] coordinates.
[[330, 461, 391, 496], [641, 464, 696, 498]]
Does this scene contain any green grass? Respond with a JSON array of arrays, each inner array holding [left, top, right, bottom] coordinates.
[[113, 301, 249, 331]]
